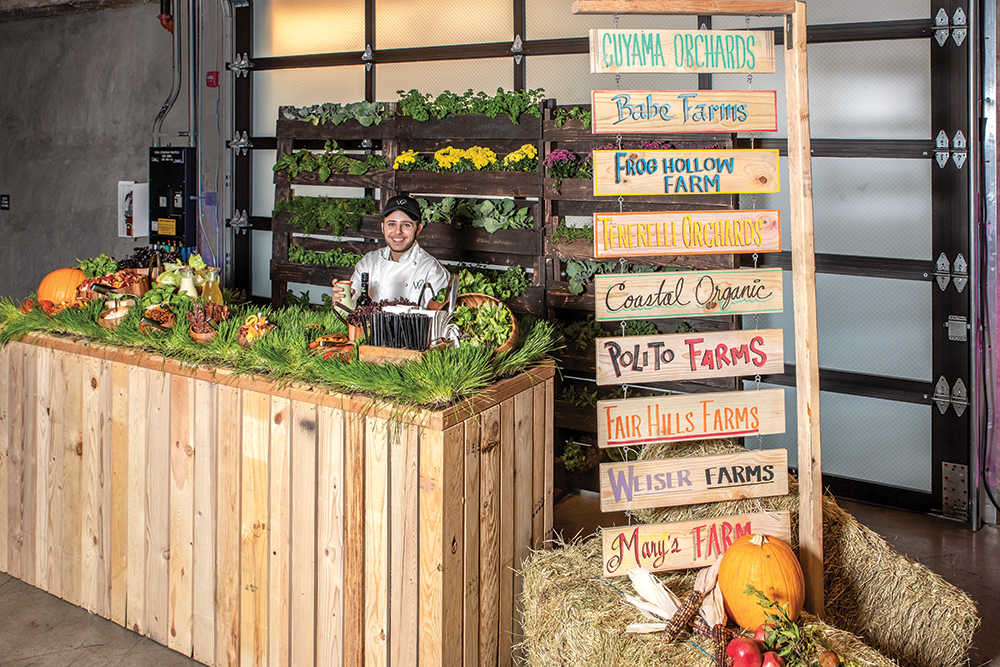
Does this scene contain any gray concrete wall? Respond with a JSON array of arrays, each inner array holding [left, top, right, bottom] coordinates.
[[0, 4, 176, 300]]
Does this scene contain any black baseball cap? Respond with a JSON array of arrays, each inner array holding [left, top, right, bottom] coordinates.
[[382, 194, 422, 222]]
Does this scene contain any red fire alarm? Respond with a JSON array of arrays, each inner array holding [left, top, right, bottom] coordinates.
[[206, 71, 219, 88]]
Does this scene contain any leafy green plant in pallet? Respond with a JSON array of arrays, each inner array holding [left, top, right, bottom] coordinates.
[[551, 219, 594, 243], [281, 101, 385, 127], [564, 259, 674, 295], [434, 265, 532, 303], [553, 106, 592, 128], [554, 315, 659, 351], [288, 246, 363, 268], [273, 140, 388, 181], [273, 195, 378, 236], [416, 197, 532, 233], [395, 87, 546, 124]]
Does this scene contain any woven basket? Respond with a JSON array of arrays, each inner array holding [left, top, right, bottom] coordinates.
[[455, 293, 518, 355]]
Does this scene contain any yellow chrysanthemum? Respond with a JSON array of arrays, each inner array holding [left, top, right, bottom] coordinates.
[[466, 146, 498, 169], [393, 150, 419, 169], [434, 146, 466, 170]]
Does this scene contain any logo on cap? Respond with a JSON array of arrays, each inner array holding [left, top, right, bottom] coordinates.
[[396, 198, 407, 205]]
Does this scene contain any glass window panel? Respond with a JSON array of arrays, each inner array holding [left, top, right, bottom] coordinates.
[[527, 0, 695, 40], [375, 61, 512, 102], [526, 54, 699, 106], [748, 381, 931, 492], [253, 0, 365, 58], [253, 67, 367, 136], [376, 0, 510, 49], [711, 0, 927, 29]]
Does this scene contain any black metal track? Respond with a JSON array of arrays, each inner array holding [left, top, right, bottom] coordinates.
[[742, 137, 935, 159], [232, 5, 253, 295], [811, 473, 935, 513], [744, 251, 935, 281], [759, 364, 934, 405]]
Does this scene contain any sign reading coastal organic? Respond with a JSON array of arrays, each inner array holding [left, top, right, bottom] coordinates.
[[600, 449, 788, 512], [597, 388, 786, 449], [593, 209, 781, 259], [601, 511, 792, 577], [593, 149, 780, 196], [592, 90, 778, 134], [594, 267, 783, 321], [589, 29, 776, 74]]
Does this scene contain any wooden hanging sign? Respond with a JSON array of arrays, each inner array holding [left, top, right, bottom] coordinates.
[[594, 209, 781, 259], [594, 267, 783, 321], [589, 28, 776, 74], [595, 329, 784, 386], [593, 149, 780, 196], [592, 90, 778, 134], [601, 511, 793, 577], [600, 449, 788, 512], [597, 388, 786, 448]]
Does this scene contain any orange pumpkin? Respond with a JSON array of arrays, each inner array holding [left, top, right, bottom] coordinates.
[[38, 267, 87, 305], [717, 532, 805, 630]]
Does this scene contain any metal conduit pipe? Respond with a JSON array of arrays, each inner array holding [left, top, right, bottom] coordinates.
[[152, 0, 183, 147]]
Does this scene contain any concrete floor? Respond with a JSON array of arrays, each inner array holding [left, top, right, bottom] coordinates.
[[0, 495, 996, 666]]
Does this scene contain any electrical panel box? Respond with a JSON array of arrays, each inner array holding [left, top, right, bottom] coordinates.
[[149, 147, 197, 247]]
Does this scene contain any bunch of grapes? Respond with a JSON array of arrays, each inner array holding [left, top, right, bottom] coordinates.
[[346, 297, 415, 328]]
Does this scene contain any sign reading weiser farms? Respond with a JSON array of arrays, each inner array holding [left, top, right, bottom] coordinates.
[[592, 90, 777, 134], [589, 29, 776, 74], [593, 149, 780, 196], [601, 511, 792, 577], [594, 267, 782, 321], [594, 209, 781, 259], [597, 388, 786, 449], [600, 449, 788, 513]]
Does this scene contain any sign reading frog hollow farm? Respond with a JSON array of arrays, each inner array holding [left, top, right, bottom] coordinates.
[[597, 388, 786, 449], [599, 449, 789, 513], [601, 511, 792, 577], [594, 267, 783, 321], [589, 29, 776, 74], [593, 149, 780, 196], [593, 209, 781, 259], [592, 90, 778, 134]]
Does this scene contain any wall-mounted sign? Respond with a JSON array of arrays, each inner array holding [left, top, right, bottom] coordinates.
[[593, 149, 780, 196], [592, 90, 777, 134], [589, 29, 776, 75], [597, 387, 786, 449], [599, 449, 788, 512], [596, 329, 784, 386], [594, 267, 783, 321], [601, 511, 792, 577], [594, 209, 781, 259]]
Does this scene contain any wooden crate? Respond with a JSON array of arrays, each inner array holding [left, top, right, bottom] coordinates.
[[0, 335, 555, 667]]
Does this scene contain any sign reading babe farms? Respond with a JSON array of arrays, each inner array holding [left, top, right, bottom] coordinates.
[[601, 511, 792, 576], [597, 388, 786, 449], [593, 209, 781, 259], [593, 149, 780, 197], [589, 29, 776, 74], [599, 449, 788, 513], [594, 267, 782, 321], [592, 90, 777, 134]]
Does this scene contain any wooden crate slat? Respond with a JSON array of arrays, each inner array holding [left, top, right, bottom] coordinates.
[[531, 383, 546, 550], [512, 390, 534, 658], [215, 384, 242, 666], [280, 169, 396, 190], [498, 399, 516, 667], [145, 370, 171, 644], [394, 114, 541, 141], [290, 401, 318, 667], [109, 362, 129, 626], [276, 113, 392, 141], [0, 342, 8, 574], [168, 374, 194, 653], [240, 390, 270, 665], [397, 171, 540, 198], [125, 365, 148, 635], [317, 405, 346, 667], [34, 346, 52, 593], [81, 356, 105, 614], [6, 344, 25, 580], [463, 418, 482, 667], [477, 404, 501, 667], [192, 379, 218, 663], [543, 378, 555, 543], [19, 344, 37, 588], [365, 416, 390, 667], [269, 396, 292, 667], [343, 414, 365, 667], [390, 423, 419, 667]]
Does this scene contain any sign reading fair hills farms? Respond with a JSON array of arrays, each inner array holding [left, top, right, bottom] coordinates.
[[592, 90, 777, 134], [601, 511, 792, 577], [594, 267, 782, 321], [589, 29, 776, 74], [593, 149, 780, 196], [594, 209, 781, 259], [597, 388, 786, 448], [599, 449, 789, 513]]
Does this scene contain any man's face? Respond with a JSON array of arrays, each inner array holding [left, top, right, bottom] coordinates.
[[382, 210, 421, 260]]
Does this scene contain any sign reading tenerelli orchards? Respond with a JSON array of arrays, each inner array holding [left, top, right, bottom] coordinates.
[[593, 149, 780, 196], [589, 28, 776, 74], [592, 90, 778, 134]]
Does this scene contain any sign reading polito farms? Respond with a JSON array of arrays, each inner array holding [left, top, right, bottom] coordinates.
[[601, 511, 792, 576], [597, 388, 785, 448], [589, 28, 776, 74], [593, 149, 780, 196], [600, 449, 788, 512], [594, 209, 781, 259], [594, 267, 782, 321], [592, 90, 777, 134]]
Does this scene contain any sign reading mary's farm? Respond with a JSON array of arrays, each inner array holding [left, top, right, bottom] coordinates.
[[589, 28, 776, 74], [593, 149, 780, 197], [592, 90, 777, 134]]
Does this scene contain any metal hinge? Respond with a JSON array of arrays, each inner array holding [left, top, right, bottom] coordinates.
[[227, 53, 252, 77], [942, 462, 969, 520], [933, 252, 968, 292], [935, 7, 967, 47], [362, 44, 373, 71], [512, 35, 524, 64], [227, 131, 252, 156], [946, 315, 969, 341], [935, 129, 967, 169], [228, 209, 250, 234], [933, 376, 969, 417]]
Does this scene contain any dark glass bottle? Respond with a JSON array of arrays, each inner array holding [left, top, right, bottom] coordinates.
[[355, 272, 373, 308]]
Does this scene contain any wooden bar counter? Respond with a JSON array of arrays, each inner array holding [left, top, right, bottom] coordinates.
[[0, 334, 555, 667]]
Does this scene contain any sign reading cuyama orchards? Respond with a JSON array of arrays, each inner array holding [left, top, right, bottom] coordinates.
[[592, 90, 777, 134], [600, 511, 792, 576], [593, 149, 780, 197], [589, 29, 776, 74], [594, 267, 782, 321], [599, 449, 788, 512]]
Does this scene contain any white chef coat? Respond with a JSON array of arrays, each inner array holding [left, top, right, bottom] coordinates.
[[350, 242, 450, 306]]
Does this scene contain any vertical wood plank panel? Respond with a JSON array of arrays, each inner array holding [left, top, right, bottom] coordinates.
[[365, 417, 389, 667], [193, 379, 218, 664], [19, 344, 37, 588], [478, 404, 501, 667], [34, 346, 52, 593], [146, 371, 171, 644], [241, 390, 270, 667], [0, 343, 8, 574], [463, 417, 481, 667], [60, 350, 84, 607], [498, 399, 516, 667], [316, 406, 345, 667], [342, 414, 365, 667], [216, 385, 242, 667], [110, 362, 129, 627], [290, 401, 318, 667], [6, 344, 24, 580], [512, 389, 534, 655], [81, 356, 102, 613], [531, 384, 545, 550], [390, 424, 419, 667], [99, 360, 114, 618], [543, 378, 554, 543], [44, 349, 64, 597], [169, 375, 195, 654], [269, 396, 291, 667], [126, 365, 149, 635]]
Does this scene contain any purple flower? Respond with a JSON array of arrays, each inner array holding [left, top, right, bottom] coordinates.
[[543, 149, 578, 166]]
